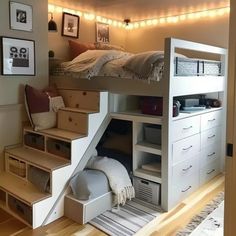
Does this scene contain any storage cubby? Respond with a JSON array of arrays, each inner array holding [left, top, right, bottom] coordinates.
[[0, 189, 6, 207], [46, 137, 71, 159], [8, 194, 32, 225], [7, 156, 26, 178], [24, 132, 45, 151]]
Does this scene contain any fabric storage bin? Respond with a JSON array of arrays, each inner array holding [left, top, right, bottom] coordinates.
[[144, 124, 161, 145], [64, 192, 113, 224], [133, 176, 160, 205], [8, 157, 26, 178], [24, 133, 44, 151], [47, 138, 71, 159], [174, 57, 199, 76], [141, 97, 163, 116], [8, 195, 32, 224], [200, 60, 221, 75]]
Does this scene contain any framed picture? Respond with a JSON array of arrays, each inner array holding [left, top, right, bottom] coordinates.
[[10, 1, 33, 32], [62, 12, 80, 38], [96, 23, 109, 43], [1, 37, 35, 76]]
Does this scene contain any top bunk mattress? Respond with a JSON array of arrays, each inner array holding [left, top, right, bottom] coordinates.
[[50, 50, 222, 81]]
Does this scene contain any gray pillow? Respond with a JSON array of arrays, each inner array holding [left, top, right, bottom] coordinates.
[[69, 169, 110, 200]]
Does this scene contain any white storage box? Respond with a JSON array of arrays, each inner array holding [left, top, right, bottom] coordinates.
[[144, 125, 161, 145], [64, 192, 113, 224], [133, 177, 160, 205]]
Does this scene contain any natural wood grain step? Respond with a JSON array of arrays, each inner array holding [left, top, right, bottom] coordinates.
[[0, 172, 51, 205], [60, 107, 97, 114], [5, 147, 70, 172]]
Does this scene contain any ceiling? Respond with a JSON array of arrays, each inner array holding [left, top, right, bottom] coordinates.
[[53, 0, 230, 21]]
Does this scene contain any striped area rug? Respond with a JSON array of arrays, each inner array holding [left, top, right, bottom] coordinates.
[[89, 199, 162, 236]]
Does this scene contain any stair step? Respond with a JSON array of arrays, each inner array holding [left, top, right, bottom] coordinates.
[[0, 172, 50, 205], [6, 147, 70, 172], [41, 128, 86, 141], [60, 107, 97, 114]]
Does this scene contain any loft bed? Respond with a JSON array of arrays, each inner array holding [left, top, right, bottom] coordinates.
[[51, 38, 227, 212]]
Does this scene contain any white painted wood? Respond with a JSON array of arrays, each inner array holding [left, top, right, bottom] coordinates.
[[135, 142, 162, 155], [200, 126, 222, 148], [200, 110, 222, 131]]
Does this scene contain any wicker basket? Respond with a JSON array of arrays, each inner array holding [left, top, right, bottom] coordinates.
[[8, 157, 26, 178]]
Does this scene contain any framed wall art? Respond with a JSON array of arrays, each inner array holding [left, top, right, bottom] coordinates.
[[62, 12, 80, 38], [1, 37, 35, 76], [96, 22, 109, 43], [10, 1, 33, 31]]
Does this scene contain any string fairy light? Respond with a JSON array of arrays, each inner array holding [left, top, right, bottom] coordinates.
[[48, 4, 230, 30]]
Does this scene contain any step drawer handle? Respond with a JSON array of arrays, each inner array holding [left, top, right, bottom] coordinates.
[[207, 169, 215, 175], [182, 145, 193, 151], [182, 165, 193, 172], [208, 118, 216, 122], [207, 134, 216, 139], [183, 126, 193, 130], [181, 185, 192, 193], [207, 152, 216, 157]]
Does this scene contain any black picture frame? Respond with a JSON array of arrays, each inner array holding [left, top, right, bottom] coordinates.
[[61, 12, 79, 38], [96, 22, 109, 43], [1, 37, 35, 76]]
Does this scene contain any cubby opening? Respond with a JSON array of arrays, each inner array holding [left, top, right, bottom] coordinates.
[[24, 132, 45, 151], [28, 165, 51, 193], [96, 119, 133, 175], [8, 156, 26, 178], [8, 194, 32, 225], [46, 137, 71, 159], [0, 189, 6, 206]]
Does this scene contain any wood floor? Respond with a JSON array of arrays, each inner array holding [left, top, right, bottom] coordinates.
[[0, 174, 224, 236]]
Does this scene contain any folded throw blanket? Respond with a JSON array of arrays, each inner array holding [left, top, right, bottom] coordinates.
[[86, 155, 135, 205]]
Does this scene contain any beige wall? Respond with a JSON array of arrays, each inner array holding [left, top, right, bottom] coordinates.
[[126, 16, 229, 53], [48, 1, 127, 60], [0, 0, 48, 170]]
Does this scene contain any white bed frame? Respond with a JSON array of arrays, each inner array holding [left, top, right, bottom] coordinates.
[[50, 38, 227, 211]]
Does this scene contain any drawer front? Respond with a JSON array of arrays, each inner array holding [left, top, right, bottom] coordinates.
[[201, 126, 221, 148], [172, 155, 199, 187], [201, 110, 222, 132], [172, 116, 200, 142], [200, 159, 220, 185], [172, 172, 199, 206], [200, 142, 221, 167], [172, 134, 200, 164]]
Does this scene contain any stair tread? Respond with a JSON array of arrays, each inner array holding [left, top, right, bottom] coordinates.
[[41, 128, 86, 141], [0, 172, 51, 205], [6, 147, 70, 171], [60, 107, 98, 114]]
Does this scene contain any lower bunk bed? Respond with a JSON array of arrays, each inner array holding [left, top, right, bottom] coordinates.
[[51, 38, 227, 229]]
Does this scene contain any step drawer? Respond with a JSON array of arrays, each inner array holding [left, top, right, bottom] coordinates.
[[201, 126, 221, 148], [172, 134, 200, 164], [200, 159, 220, 185], [172, 116, 200, 142], [172, 171, 199, 207], [200, 142, 221, 167], [201, 110, 222, 132], [58, 110, 88, 134], [172, 155, 199, 188]]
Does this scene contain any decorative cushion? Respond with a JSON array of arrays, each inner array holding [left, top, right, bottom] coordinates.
[[94, 42, 125, 51], [24, 85, 65, 131], [68, 40, 96, 60], [69, 169, 110, 200]]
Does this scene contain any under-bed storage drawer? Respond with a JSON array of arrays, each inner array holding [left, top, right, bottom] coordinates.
[[64, 192, 113, 224], [172, 116, 200, 142]]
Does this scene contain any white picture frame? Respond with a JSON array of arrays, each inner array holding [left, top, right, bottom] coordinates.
[[1, 37, 35, 76], [10, 1, 33, 32]]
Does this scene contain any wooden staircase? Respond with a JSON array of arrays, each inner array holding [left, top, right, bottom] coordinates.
[[0, 89, 108, 228]]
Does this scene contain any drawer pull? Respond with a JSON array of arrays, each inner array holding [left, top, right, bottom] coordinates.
[[207, 134, 216, 139], [207, 152, 216, 157], [182, 145, 193, 151], [181, 186, 192, 192], [183, 126, 193, 130], [208, 118, 216, 122], [182, 165, 193, 172], [207, 169, 215, 175]]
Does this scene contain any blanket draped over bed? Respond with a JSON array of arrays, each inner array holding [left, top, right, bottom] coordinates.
[[86, 155, 135, 205]]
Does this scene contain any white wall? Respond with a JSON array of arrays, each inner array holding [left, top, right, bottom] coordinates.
[[0, 0, 48, 170]]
